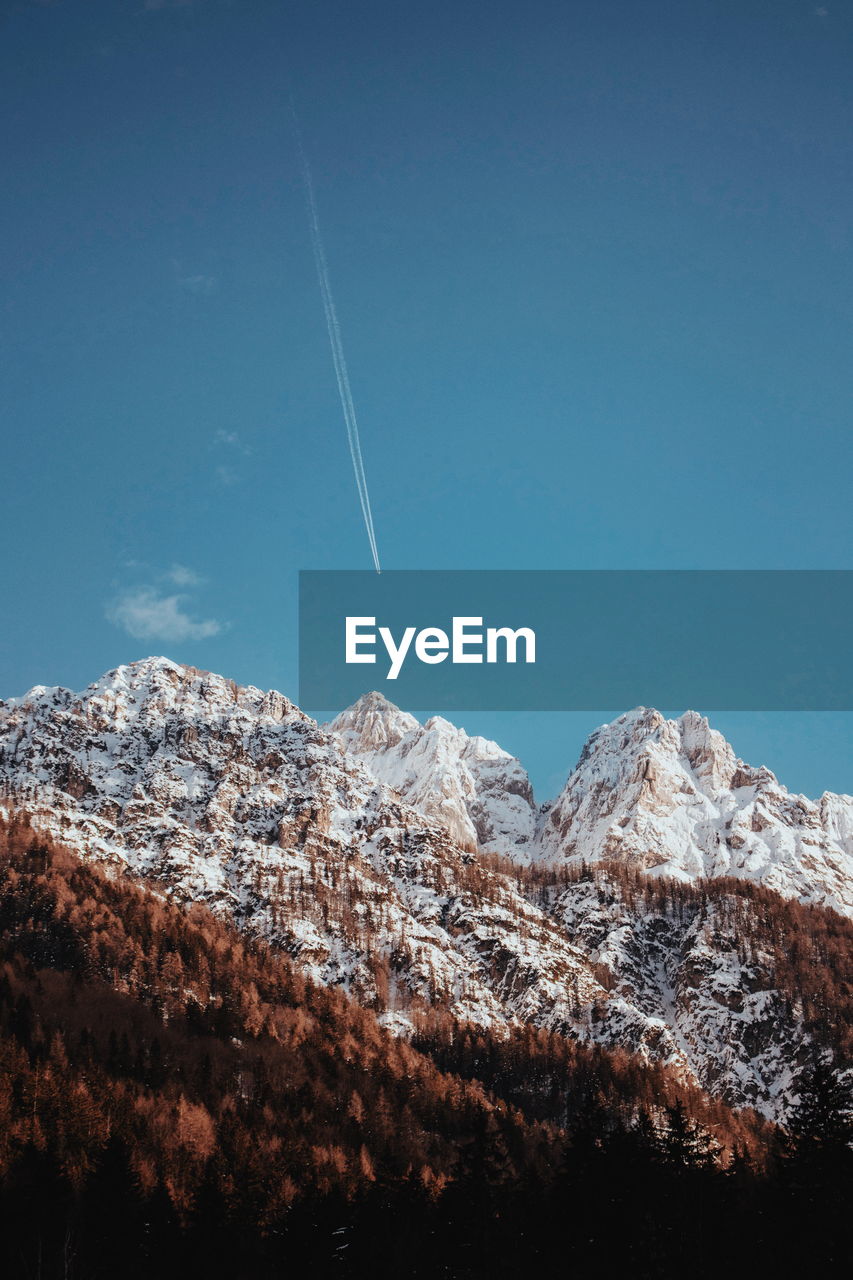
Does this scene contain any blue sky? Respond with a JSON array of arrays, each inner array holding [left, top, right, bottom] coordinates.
[[2, 0, 852, 799]]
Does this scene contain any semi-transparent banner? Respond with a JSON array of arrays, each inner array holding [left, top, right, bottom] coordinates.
[[298, 570, 853, 711]]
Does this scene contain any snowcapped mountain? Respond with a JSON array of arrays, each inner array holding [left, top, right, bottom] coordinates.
[[0, 659, 601, 1033], [535, 707, 853, 917], [328, 697, 853, 917], [0, 658, 849, 1118], [327, 692, 537, 855]]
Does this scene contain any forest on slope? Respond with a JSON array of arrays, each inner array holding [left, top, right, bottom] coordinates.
[[523, 856, 853, 1061], [0, 813, 850, 1278]]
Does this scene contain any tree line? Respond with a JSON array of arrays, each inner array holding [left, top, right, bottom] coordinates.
[[0, 812, 849, 1278]]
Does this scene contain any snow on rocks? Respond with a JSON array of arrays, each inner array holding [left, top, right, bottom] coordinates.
[[327, 692, 537, 856], [1, 661, 850, 1119], [534, 707, 853, 917]]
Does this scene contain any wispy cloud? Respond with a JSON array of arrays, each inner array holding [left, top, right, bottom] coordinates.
[[171, 258, 219, 296], [165, 563, 203, 588], [211, 429, 252, 486], [215, 428, 252, 455], [106, 566, 221, 643], [178, 273, 218, 296], [214, 464, 238, 487]]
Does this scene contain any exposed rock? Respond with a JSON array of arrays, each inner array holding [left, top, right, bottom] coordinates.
[[1, 660, 850, 1120], [327, 692, 537, 855], [534, 707, 853, 916]]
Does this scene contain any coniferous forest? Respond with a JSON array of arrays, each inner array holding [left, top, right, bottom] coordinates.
[[0, 813, 850, 1278]]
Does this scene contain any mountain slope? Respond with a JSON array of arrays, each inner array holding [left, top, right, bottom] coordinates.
[[0, 660, 850, 1119], [535, 708, 853, 916], [327, 692, 537, 855], [544, 863, 852, 1115], [7, 815, 832, 1280], [0, 659, 603, 1034]]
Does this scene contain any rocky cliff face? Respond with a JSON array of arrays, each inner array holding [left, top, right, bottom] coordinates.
[[534, 708, 853, 917], [331, 699, 853, 917], [327, 692, 537, 855], [548, 869, 822, 1117], [0, 658, 849, 1119], [0, 660, 601, 1034]]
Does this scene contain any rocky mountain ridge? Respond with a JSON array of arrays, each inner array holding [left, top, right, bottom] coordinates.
[[536, 707, 853, 917], [0, 659, 602, 1033], [327, 692, 537, 855], [0, 657, 850, 1119], [333, 692, 853, 916]]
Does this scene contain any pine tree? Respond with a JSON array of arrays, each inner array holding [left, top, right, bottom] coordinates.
[[660, 1100, 718, 1169], [786, 1057, 853, 1168]]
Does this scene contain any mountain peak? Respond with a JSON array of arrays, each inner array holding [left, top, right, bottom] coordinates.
[[1, 660, 851, 1121], [575, 707, 744, 789], [537, 709, 852, 914], [327, 695, 536, 854], [93, 654, 186, 687], [328, 691, 420, 753]]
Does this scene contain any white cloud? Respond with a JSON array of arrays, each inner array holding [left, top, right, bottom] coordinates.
[[107, 571, 221, 643], [166, 563, 202, 587]]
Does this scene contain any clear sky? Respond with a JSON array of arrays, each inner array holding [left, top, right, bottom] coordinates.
[[2, 0, 852, 801]]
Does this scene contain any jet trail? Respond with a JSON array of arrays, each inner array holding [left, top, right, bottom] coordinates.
[[291, 109, 381, 573]]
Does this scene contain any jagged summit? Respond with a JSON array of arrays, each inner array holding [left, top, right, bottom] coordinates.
[[84, 654, 186, 692], [329, 690, 420, 753], [536, 705, 852, 915], [575, 706, 770, 792], [1, 661, 851, 1117], [4, 657, 305, 735], [3, 656, 186, 713], [327, 694, 537, 854], [108, 654, 184, 676], [326, 696, 852, 913]]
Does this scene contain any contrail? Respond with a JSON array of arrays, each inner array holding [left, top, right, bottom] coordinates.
[[291, 107, 381, 573]]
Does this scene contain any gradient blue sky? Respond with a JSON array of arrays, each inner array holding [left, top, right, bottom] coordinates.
[[2, 0, 852, 800]]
